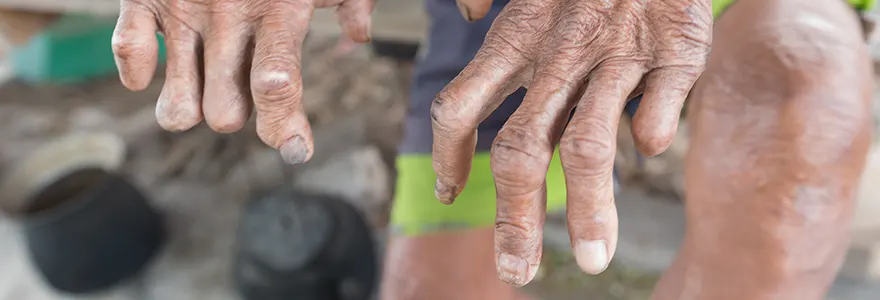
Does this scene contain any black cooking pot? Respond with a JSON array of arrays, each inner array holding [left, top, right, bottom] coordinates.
[[234, 188, 378, 300], [21, 167, 165, 294]]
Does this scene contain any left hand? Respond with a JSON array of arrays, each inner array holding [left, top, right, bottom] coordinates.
[[430, 0, 712, 286]]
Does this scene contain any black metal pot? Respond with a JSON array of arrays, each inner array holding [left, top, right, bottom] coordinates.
[[234, 188, 378, 300], [20, 167, 165, 294]]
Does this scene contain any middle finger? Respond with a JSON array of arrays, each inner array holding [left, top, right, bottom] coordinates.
[[490, 65, 582, 287], [559, 63, 643, 275], [203, 6, 254, 133]]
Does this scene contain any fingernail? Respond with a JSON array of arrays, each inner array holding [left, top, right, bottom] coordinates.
[[456, 1, 474, 22], [574, 240, 609, 275], [433, 179, 456, 204], [496, 253, 531, 287], [279, 135, 310, 165]]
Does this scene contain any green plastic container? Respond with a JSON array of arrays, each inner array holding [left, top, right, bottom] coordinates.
[[12, 14, 167, 84]]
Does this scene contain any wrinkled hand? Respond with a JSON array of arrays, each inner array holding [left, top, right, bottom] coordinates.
[[431, 0, 711, 286], [112, 0, 374, 164]]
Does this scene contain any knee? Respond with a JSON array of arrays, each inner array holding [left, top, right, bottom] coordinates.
[[686, 0, 875, 195], [692, 1, 874, 153]]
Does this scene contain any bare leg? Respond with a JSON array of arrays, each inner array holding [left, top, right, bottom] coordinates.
[[380, 229, 529, 300], [652, 0, 873, 299]]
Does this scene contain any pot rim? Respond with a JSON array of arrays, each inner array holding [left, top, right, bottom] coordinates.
[[0, 132, 126, 218]]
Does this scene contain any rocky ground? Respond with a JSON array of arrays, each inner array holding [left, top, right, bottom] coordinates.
[[0, 34, 879, 300]]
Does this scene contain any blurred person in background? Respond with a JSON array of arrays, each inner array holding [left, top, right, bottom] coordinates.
[[112, 0, 876, 299]]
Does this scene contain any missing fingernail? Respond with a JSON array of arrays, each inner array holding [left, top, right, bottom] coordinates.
[[279, 136, 310, 165], [497, 253, 532, 287], [433, 179, 458, 204]]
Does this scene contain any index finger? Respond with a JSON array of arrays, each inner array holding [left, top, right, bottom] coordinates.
[[430, 41, 526, 204]]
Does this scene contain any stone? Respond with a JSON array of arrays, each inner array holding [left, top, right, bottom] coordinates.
[[293, 145, 391, 226]]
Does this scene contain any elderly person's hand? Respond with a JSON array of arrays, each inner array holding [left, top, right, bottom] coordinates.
[[111, 0, 374, 164], [431, 0, 712, 286]]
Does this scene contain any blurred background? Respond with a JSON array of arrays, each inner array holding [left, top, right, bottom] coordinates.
[[1, 1, 880, 299]]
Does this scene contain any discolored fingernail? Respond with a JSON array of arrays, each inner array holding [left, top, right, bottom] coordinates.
[[279, 135, 311, 165], [574, 240, 609, 275], [433, 179, 457, 204], [496, 253, 531, 287], [456, 1, 474, 22]]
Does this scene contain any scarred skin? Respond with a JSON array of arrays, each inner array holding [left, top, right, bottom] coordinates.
[[112, 0, 872, 298], [112, 0, 375, 164]]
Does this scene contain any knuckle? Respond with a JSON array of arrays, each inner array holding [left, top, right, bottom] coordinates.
[[482, 32, 529, 58], [494, 218, 541, 251], [554, 6, 604, 49], [111, 33, 154, 60], [252, 60, 301, 103], [430, 90, 475, 134], [490, 128, 550, 188], [534, 65, 578, 86], [210, 0, 244, 12], [560, 127, 615, 173]]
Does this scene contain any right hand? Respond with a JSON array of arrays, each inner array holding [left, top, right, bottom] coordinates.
[[433, 0, 711, 286], [112, 0, 375, 164]]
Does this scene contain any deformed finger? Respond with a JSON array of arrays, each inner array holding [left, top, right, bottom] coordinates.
[[491, 68, 580, 287], [455, 0, 493, 22], [559, 63, 643, 275], [431, 43, 527, 204], [250, 2, 314, 164], [202, 10, 254, 133], [630, 65, 701, 156], [155, 19, 204, 132], [336, 0, 376, 42], [112, 1, 159, 91]]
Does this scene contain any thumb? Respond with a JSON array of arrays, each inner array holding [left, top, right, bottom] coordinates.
[[456, 0, 493, 22]]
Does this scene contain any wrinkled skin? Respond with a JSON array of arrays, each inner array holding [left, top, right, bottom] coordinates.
[[431, 0, 711, 286], [113, 0, 873, 297], [113, 0, 711, 287], [112, 0, 375, 164]]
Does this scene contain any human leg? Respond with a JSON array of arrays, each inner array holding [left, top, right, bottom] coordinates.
[[651, 0, 874, 299]]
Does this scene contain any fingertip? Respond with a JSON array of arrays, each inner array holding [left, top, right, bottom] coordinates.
[[433, 179, 459, 204], [279, 135, 313, 165], [337, 0, 374, 43], [455, 0, 493, 21], [341, 19, 371, 44], [631, 115, 677, 157], [634, 66, 696, 156], [573, 239, 610, 275], [155, 87, 203, 132], [496, 253, 538, 287]]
